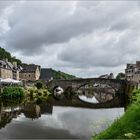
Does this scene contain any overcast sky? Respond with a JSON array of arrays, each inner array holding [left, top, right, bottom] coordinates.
[[0, 1, 140, 78]]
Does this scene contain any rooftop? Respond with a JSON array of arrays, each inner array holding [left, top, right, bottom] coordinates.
[[20, 64, 40, 73]]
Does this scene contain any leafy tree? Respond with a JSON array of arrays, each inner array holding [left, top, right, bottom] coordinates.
[[52, 69, 76, 80], [116, 72, 125, 80], [0, 46, 22, 65], [2, 86, 24, 98], [35, 81, 43, 89]]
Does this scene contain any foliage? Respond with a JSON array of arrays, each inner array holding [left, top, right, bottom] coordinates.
[[52, 69, 76, 80], [116, 72, 125, 80], [92, 89, 140, 139], [0, 46, 22, 65], [2, 86, 24, 99], [35, 81, 43, 89], [24, 87, 51, 103]]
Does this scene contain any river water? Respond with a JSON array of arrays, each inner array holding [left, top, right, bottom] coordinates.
[[0, 101, 124, 139]]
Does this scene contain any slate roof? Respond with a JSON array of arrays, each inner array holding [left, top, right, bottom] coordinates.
[[99, 73, 114, 79], [0, 60, 13, 70], [0, 59, 22, 75], [40, 68, 53, 81], [99, 74, 109, 78], [0, 60, 7, 66], [20, 64, 40, 73]]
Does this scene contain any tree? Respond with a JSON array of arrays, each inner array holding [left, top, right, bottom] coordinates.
[[116, 73, 125, 80], [0, 46, 22, 65], [35, 81, 43, 89]]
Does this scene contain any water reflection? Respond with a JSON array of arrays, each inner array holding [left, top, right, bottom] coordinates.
[[79, 95, 99, 103], [0, 100, 21, 129], [0, 99, 124, 139], [22, 101, 53, 119], [77, 83, 116, 103], [0, 99, 53, 128]]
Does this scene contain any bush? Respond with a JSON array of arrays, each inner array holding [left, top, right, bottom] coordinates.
[[2, 86, 24, 99], [29, 89, 34, 100], [35, 81, 43, 89]]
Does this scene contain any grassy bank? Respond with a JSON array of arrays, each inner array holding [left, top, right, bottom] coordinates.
[[92, 89, 140, 139]]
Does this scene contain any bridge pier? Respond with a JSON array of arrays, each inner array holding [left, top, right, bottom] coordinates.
[[124, 81, 137, 110]]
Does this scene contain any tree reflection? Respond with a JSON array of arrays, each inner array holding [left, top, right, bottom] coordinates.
[[0, 99, 53, 129]]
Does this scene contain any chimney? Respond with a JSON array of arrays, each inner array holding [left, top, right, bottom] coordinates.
[[13, 61, 17, 68], [5, 58, 8, 62]]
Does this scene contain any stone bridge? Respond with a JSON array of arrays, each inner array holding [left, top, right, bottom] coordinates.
[[47, 78, 136, 109]]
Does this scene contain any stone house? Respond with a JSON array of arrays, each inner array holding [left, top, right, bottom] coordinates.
[[0, 60, 13, 79], [125, 61, 140, 84], [0, 59, 20, 80], [19, 64, 40, 82]]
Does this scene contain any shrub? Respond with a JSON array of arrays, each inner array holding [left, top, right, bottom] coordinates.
[[35, 81, 43, 89], [2, 86, 24, 99], [38, 91, 42, 96], [29, 89, 34, 100]]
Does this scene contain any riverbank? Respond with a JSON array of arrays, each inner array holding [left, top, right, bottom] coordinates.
[[92, 89, 140, 139]]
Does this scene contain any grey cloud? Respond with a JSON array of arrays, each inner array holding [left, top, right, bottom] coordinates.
[[1, 1, 140, 77], [58, 29, 138, 68], [4, 1, 139, 55], [0, 1, 13, 13]]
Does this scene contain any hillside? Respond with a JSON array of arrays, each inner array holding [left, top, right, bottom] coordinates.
[[0, 47, 77, 80], [0, 47, 22, 65], [52, 69, 76, 80]]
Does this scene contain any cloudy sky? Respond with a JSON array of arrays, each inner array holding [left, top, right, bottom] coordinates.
[[0, 1, 140, 78]]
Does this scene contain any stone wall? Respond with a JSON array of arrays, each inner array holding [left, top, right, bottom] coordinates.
[[19, 72, 36, 81], [0, 68, 13, 79], [13, 71, 19, 80]]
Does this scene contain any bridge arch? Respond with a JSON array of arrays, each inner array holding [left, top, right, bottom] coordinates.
[[47, 78, 137, 108]]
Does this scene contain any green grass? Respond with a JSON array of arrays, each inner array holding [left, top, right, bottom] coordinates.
[[92, 89, 140, 139]]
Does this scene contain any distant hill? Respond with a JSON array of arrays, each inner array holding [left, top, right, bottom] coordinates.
[[52, 69, 76, 80], [0, 47, 22, 65], [40, 68, 77, 81]]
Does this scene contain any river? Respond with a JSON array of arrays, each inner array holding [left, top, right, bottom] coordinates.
[[0, 101, 124, 139]]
